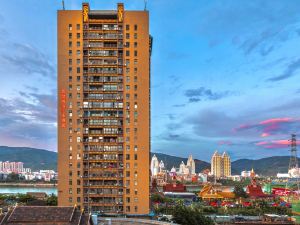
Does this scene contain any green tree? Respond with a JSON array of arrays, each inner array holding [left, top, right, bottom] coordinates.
[[172, 206, 214, 225], [46, 194, 58, 206], [233, 184, 248, 198]]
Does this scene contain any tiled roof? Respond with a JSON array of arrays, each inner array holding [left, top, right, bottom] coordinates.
[[0, 206, 91, 225]]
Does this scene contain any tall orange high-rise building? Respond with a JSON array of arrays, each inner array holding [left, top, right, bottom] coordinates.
[[57, 3, 151, 215]]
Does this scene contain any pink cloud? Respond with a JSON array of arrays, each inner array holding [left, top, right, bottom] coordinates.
[[235, 117, 300, 137], [255, 139, 300, 149]]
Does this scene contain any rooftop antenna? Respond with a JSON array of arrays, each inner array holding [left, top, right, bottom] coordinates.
[[144, 0, 147, 11], [62, 0, 65, 10]]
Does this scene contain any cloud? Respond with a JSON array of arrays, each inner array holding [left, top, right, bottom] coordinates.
[[235, 117, 300, 137], [172, 104, 185, 108], [267, 58, 300, 82], [198, 0, 300, 56], [185, 87, 232, 102], [0, 90, 57, 150], [0, 43, 55, 79], [255, 139, 300, 149]]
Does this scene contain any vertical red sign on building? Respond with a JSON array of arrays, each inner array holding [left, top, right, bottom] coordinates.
[[60, 89, 66, 128]]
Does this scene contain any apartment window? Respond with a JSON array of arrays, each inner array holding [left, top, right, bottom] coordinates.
[[126, 24, 129, 30], [77, 59, 80, 65], [134, 59, 138, 65], [134, 189, 138, 195], [126, 85, 130, 90], [69, 188, 72, 194], [126, 154, 130, 160], [77, 76, 80, 81], [126, 197, 130, 203], [134, 181, 138, 186], [77, 188, 81, 194], [126, 94, 130, 100], [77, 67, 80, 73], [68, 24, 72, 31], [126, 76, 130, 82], [134, 42, 137, 48], [125, 59, 130, 66], [69, 41, 72, 47], [76, 50, 80, 56], [69, 59, 72, 65], [126, 33, 130, 39], [69, 33, 72, 39], [77, 179, 81, 185], [126, 171, 130, 177], [126, 206, 130, 212], [134, 154, 138, 160], [77, 197, 81, 203], [134, 206, 138, 212], [134, 33, 137, 39], [76, 85, 80, 91], [126, 50, 130, 57], [125, 42, 130, 48], [68, 76, 72, 82], [77, 33, 80, 39], [134, 76, 137, 82], [126, 189, 130, 194], [134, 145, 138, 151], [69, 50, 72, 56], [134, 67, 137, 73], [126, 68, 130, 74], [134, 198, 138, 202], [134, 85, 137, 91], [68, 93, 72, 99], [69, 180, 72, 185], [126, 163, 130, 169], [69, 197, 72, 203], [76, 24, 80, 30], [69, 67, 72, 73], [134, 50, 137, 57], [76, 41, 80, 47], [134, 24, 137, 31]]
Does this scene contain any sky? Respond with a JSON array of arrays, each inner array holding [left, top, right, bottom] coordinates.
[[0, 0, 300, 161]]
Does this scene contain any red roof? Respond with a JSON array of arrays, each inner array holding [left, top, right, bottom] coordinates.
[[163, 183, 186, 192]]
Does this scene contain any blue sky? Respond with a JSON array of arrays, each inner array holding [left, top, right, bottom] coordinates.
[[0, 0, 300, 161]]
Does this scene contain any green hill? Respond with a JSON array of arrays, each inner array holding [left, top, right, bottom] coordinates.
[[0, 146, 57, 171]]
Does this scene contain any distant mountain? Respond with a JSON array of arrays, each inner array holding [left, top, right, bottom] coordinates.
[[151, 152, 210, 172], [0, 146, 294, 176], [0, 146, 57, 171], [231, 156, 295, 176]]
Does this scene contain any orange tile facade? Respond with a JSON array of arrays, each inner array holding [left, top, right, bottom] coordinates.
[[57, 3, 150, 215]]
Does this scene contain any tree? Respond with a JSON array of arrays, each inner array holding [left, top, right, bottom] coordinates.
[[46, 194, 58, 206], [233, 184, 248, 198], [172, 206, 214, 225]]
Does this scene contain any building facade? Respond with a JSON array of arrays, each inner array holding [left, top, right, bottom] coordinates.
[[58, 3, 151, 215], [211, 151, 231, 178]]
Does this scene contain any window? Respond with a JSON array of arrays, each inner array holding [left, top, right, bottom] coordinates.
[[77, 76, 80, 81], [134, 206, 138, 212], [134, 59, 138, 65], [134, 42, 137, 48], [126, 33, 130, 39], [126, 171, 130, 177], [69, 84, 72, 90], [69, 59, 72, 65], [134, 50, 137, 57], [134, 24, 137, 30], [126, 189, 130, 194], [134, 189, 138, 195], [77, 59, 80, 65], [69, 50, 72, 56], [126, 42, 130, 48], [126, 24, 130, 30], [69, 24, 72, 31], [77, 197, 81, 203], [134, 67, 137, 73], [126, 154, 130, 160], [77, 41, 80, 47], [134, 154, 138, 160], [69, 33, 72, 39], [69, 41, 72, 47], [134, 76, 137, 82], [126, 50, 130, 57], [77, 67, 80, 73], [126, 85, 130, 90], [69, 67, 72, 73], [126, 76, 130, 82], [134, 33, 137, 39], [76, 24, 80, 30], [77, 33, 80, 38], [69, 197, 72, 203], [126, 206, 130, 212], [126, 197, 130, 203], [76, 50, 80, 56]]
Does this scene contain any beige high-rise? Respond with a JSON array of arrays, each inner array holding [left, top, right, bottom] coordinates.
[[211, 151, 231, 178], [57, 3, 151, 215]]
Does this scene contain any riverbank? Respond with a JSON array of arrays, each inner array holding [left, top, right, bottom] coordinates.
[[0, 182, 56, 187]]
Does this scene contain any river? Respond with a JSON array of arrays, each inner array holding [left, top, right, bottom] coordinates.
[[0, 186, 57, 195]]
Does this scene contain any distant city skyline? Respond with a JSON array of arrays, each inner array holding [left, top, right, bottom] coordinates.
[[0, 0, 300, 160]]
